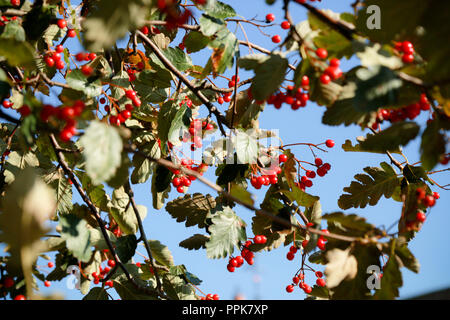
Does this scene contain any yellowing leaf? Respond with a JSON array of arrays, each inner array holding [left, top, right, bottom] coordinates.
[[324, 248, 358, 288]]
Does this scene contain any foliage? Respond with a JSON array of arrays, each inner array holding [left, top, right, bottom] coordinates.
[[0, 0, 448, 301]]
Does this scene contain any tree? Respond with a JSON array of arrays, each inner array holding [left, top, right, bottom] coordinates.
[[0, 0, 448, 300]]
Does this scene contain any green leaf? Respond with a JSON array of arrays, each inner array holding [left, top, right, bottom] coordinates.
[[179, 234, 209, 251], [374, 241, 402, 300], [167, 105, 192, 145], [1, 20, 26, 41], [44, 168, 73, 215], [229, 183, 254, 207], [79, 121, 123, 185], [65, 69, 102, 98], [281, 185, 320, 208], [322, 82, 376, 127], [394, 243, 420, 273], [199, 14, 225, 37], [250, 53, 288, 101], [420, 118, 446, 171], [205, 205, 247, 259], [184, 31, 210, 53], [342, 135, 402, 155], [147, 240, 174, 267], [162, 47, 193, 72], [82, 287, 109, 300], [354, 66, 403, 112], [201, 0, 236, 19], [165, 193, 216, 229], [304, 200, 322, 225], [208, 27, 239, 75], [225, 91, 264, 129], [323, 212, 375, 234], [338, 162, 400, 209], [359, 121, 420, 152], [59, 214, 92, 263], [0, 38, 36, 69], [234, 129, 258, 165], [151, 164, 171, 210], [331, 244, 381, 299], [82, 0, 151, 51], [110, 187, 147, 235], [116, 235, 138, 263]]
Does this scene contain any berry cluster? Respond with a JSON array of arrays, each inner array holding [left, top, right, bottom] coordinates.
[[316, 49, 343, 85], [267, 82, 310, 110], [199, 293, 220, 300], [156, 0, 192, 30], [56, 18, 76, 38], [170, 160, 208, 193], [39, 100, 86, 142], [226, 235, 267, 272], [0, 13, 18, 27], [394, 41, 415, 64], [404, 188, 439, 231], [91, 259, 115, 287], [106, 89, 141, 126], [373, 93, 431, 129], [286, 270, 326, 295]]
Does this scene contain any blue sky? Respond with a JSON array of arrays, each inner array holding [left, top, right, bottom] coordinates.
[[3, 0, 449, 300]]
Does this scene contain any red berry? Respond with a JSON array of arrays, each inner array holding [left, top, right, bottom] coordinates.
[[67, 29, 76, 38], [402, 54, 414, 64], [286, 285, 294, 293], [320, 73, 331, 84], [88, 53, 97, 61], [317, 238, 326, 251], [329, 58, 340, 68], [3, 276, 14, 288], [416, 188, 426, 200], [432, 192, 440, 200], [44, 56, 55, 67], [227, 264, 235, 272], [57, 19, 67, 29], [177, 186, 185, 193], [325, 139, 335, 148], [316, 278, 326, 287], [81, 65, 93, 76], [316, 48, 328, 59], [272, 35, 281, 43], [314, 158, 323, 166], [11, 0, 21, 7], [315, 271, 323, 278], [121, 110, 132, 120], [107, 259, 116, 268], [14, 295, 26, 300], [286, 252, 295, 261], [301, 239, 308, 248], [281, 21, 290, 30], [55, 45, 64, 53], [265, 13, 275, 23], [416, 211, 426, 223], [44, 280, 51, 287], [279, 154, 288, 163], [423, 195, 436, 207], [48, 262, 54, 268], [303, 284, 312, 294], [55, 60, 65, 70]]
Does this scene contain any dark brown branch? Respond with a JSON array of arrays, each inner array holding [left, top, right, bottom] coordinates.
[[124, 144, 360, 243], [137, 30, 228, 136], [48, 134, 168, 300], [124, 181, 164, 294]]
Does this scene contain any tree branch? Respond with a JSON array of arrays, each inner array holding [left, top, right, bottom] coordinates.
[[48, 134, 168, 300]]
